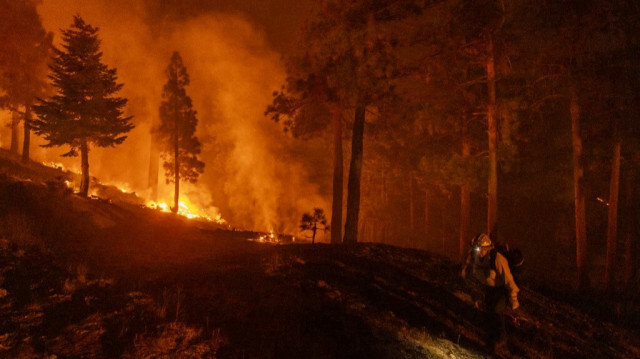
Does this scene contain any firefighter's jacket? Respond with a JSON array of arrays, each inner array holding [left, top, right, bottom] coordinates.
[[472, 251, 519, 301]]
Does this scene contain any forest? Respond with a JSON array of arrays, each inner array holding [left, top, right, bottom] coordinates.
[[266, 0, 640, 292], [1, 0, 640, 358]]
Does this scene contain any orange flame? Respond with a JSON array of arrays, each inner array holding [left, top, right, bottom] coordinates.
[[41, 161, 225, 224], [146, 200, 226, 224]]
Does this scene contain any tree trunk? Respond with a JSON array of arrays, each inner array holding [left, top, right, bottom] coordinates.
[[22, 105, 31, 163], [441, 200, 446, 253], [486, 36, 498, 239], [409, 171, 415, 234], [369, 221, 374, 242], [312, 225, 317, 244], [604, 135, 621, 291], [173, 127, 180, 214], [148, 131, 160, 201], [381, 170, 387, 243], [623, 169, 634, 287], [79, 139, 90, 197], [10, 110, 20, 153], [330, 106, 344, 244], [172, 93, 180, 214], [424, 189, 430, 238], [459, 118, 471, 262], [343, 104, 366, 244], [570, 84, 588, 288]]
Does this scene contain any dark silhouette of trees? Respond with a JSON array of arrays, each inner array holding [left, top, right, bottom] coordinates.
[[300, 208, 329, 244], [511, 0, 640, 288], [32, 15, 133, 197], [269, 0, 640, 290], [269, 0, 403, 245], [157, 51, 204, 213], [266, 55, 343, 244], [0, 0, 52, 161]]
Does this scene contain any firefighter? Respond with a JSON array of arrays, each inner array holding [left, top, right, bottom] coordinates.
[[462, 233, 519, 354]]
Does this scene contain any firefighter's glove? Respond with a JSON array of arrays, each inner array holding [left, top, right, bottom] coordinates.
[[510, 296, 520, 310]]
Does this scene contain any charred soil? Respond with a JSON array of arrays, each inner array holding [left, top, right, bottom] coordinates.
[[1, 153, 640, 358]]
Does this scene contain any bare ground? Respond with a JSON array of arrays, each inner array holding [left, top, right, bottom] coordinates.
[[1, 150, 640, 358]]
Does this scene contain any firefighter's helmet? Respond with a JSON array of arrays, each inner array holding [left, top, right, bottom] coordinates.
[[472, 233, 492, 249]]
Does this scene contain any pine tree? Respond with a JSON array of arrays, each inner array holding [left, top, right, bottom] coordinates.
[[158, 51, 204, 213], [0, 0, 52, 161], [300, 208, 329, 244], [32, 15, 133, 197], [269, 0, 402, 245]]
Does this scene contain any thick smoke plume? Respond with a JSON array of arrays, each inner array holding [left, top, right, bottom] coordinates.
[[12, 0, 330, 234]]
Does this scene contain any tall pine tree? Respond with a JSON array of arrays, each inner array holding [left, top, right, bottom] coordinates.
[[0, 0, 52, 161], [158, 51, 204, 213], [33, 15, 133, 197]]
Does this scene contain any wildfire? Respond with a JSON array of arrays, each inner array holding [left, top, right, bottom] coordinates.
[[110, 181, 134, 194], [250, 231, 278, 244], [42, 161, 81, 174], [146, 200, 225, 224], [249, 231, 296, 244], [40, 161, 226, 224]]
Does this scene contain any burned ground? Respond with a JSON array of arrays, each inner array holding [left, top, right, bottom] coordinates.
[[1, 152, 640, 358]]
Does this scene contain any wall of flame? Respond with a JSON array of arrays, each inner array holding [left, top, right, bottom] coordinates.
[[0, 0, 330, 235]]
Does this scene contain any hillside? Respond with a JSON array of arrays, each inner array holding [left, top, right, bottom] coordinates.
[[1, 151, 640, 358]]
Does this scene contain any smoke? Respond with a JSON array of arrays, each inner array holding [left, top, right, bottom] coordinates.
[[29, 0, 330, 234]]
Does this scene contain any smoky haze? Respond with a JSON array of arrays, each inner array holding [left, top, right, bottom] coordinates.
[[30, 0, 329, 235]]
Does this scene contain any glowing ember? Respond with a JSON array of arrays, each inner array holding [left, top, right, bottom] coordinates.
[[250, 231, 279, 244]]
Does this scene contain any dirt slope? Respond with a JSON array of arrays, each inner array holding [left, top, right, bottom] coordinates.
[[1, 151, 640, 358]]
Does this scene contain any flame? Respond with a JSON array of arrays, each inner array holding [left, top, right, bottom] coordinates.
[[41, 160, 225, 224], [250, 230, 279, 244], [42, 161, 81, 174], [146, 199, 226, 224]]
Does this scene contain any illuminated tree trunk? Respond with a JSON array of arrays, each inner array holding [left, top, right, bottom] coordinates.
[[158, 52, 203, 212], [570, 84, 588, 288], [173, 114, 180, 214], [381, 170, 388, 243], [344, 104, 366, 244], [424, 189, 430, 237], [369, 220, 374, 242], [459, 119, 471, 263], [331, 106, 343, 244], [10, 111, 20, 153], [486, 36, 498, 239], [604, 135, 621, 291], [623, 170, 634, 287], [441, 201, 447, 253], [409, 171, 415, 233], [80, 139, 90, 197], [22, 105, 31, 163], [148, 131, 159, 201]]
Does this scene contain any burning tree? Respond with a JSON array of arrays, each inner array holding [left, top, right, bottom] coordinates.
[[300, 208, 329, 244], [32, 16, 133, 197], [158, 51, 204, 214]]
